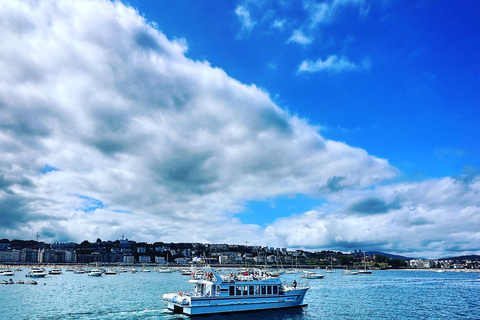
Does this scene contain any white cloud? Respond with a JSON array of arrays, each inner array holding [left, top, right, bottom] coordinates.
[[272, 19, 286, 31], [297, 55, 368, 73], [268, 176, 480, 258], [0, 0, 396, 246], [287, 29, 313, 45], [305, 0, 368, 28], [235, 5, 256, 38]]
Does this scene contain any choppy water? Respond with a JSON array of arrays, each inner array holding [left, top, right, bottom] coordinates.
[[0, 268, 479, 319]]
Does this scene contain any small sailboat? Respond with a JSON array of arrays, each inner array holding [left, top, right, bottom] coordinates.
[[325, 256, 335, 273], [342, 268, 358, 275], [357, 252, 372, 274]]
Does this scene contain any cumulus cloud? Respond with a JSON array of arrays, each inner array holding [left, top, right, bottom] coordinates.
[[268, 176, 480, 258], [304, 0, 368, 28], [297, 55, 370, 73], [0, 0, 396, 245], [272, 19, 286, 31], [235, 5, 256, 38], [287, 29, 313, 45]]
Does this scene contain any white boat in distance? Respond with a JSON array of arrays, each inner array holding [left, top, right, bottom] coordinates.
[[88, 269, 103, 277], [49, 268, 63, 275], [300, 270, 325, 279], [342, 269, 358, 275], [73, 268, 86, 274], [358, 252, 372, 274], [162, 267, 309, 316], [158, 268, 173, 273], [1, 269, 15, 276], [26, 269, 47, 278], [105, 269, 117, 275], [325, 256, 335, 273]]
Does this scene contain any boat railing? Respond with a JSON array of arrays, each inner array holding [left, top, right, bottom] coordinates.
[[285, 280, 309, 291]]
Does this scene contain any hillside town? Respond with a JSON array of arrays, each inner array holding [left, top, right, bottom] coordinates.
[[1, 238, 479, 270]]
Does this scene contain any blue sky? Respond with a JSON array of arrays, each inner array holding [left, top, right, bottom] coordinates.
[[129, 0, 479, 179], [1, 0, 479, 258], [127, 0, 480, 227]]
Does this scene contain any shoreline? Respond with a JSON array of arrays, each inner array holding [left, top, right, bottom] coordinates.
[[1, 264, 479, 273]]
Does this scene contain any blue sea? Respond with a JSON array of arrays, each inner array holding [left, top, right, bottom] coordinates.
[[0, 268, 479, 319]]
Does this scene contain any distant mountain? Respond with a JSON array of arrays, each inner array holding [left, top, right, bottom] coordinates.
[[440, 255, 480, 261], [366, 251, 416, 261]]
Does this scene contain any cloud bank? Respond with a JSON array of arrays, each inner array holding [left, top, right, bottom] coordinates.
[[0, 0, 395, 246], [1, 1, 478, 259]]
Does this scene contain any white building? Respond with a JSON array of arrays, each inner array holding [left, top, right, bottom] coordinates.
[[123, 255, 134, 264], [409, 259, 432, 268], [138, 255, 151, 263], [155, 256, 166, 264]]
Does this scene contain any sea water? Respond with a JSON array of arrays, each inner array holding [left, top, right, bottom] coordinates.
[[0, 268, 479, 319]]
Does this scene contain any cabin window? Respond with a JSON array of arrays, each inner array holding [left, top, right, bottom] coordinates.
[[243, 286, 248, 296], [229, 286, 234, 296], [273, 286, 278, 294], [255, 285, 260, 295], [267, 286, 272, 295], [249, 286, 254, 295], [236, 286, 242, 296], [261, 285, 266, 295]]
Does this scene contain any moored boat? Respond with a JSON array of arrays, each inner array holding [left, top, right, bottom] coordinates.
[[0, 279, 14, 284], [300, 270, 325, 279], [87, 269, 103, 277], [162, 267, 309, 316], [49, 268, 63, 275], [105, 268, 117, 275], [73, 268, 86, 274], [1, 269, 14, 276], [158, 268, 173, 273], [26, 269, 47, 278], [342, 269, 358, 275]]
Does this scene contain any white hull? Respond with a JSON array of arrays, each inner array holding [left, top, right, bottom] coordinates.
[[163, 267, 309, 316], [26, 274, 46, 278], [168, 290, 308, 315], [300, 274, 325, 279]]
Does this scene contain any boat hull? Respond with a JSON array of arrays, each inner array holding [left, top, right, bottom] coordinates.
[[26, 273, 46, 278], [168, 289, 308, 316], [169, 300, 307, 316]]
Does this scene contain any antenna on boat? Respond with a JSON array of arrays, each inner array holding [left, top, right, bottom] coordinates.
[[245, 241, 249, 269]]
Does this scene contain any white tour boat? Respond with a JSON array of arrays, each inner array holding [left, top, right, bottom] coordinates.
[[162, 267, 309, 316]]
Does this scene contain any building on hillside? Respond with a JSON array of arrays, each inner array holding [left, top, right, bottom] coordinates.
[[174, 257, 191, 265], [180, 249, 191, 257], [123, 254, 134, 264], [138, 255, 151, 263], [155, 256, 166, 264], [409, 259, 432, 268]]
